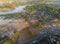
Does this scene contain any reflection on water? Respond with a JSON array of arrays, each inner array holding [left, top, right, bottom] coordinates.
[[0, 4, 34, 15], [0, 6, 26, 15]]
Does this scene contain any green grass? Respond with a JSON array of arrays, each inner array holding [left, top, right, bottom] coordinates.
[[54, 34, 60, 38], [0, 25, 4, 28], [32, 24, 42, 28], [3, 40, 12, 44], [57, 18, 60, 21], [3, 31, 19, 44]]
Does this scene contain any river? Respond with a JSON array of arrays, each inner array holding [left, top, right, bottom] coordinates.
[[0, 4, 35, 15], [0, 6, 26, 15]]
